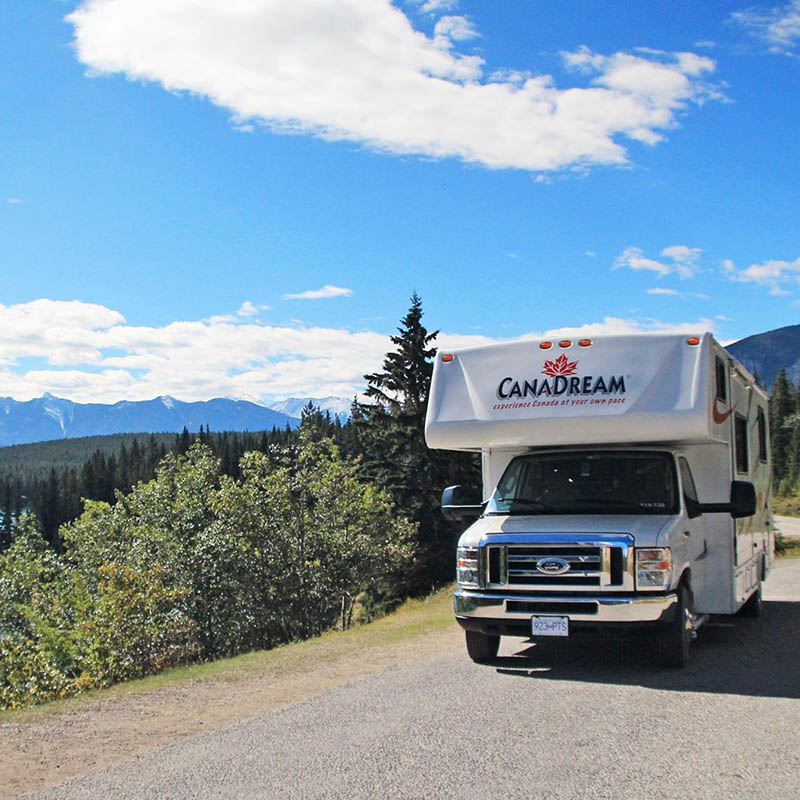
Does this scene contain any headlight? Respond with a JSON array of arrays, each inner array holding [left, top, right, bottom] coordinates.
[[457, 546, 480, 588], [636, 548, 672, 589]]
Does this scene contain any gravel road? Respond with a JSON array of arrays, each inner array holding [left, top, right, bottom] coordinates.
[[775, 515, 800, 539], [27, 558, 800, 800]]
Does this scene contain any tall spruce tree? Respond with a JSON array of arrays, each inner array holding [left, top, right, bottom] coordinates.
[[770, 368, 795, 485], [355, 294, 479, 593]]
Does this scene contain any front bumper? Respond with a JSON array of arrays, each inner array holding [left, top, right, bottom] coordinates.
[[455, 589, 678, 637]]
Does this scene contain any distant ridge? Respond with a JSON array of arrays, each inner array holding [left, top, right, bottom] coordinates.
[[726, 324, 800, 389], [0, 394, 300, 447], [268, 396, 352, 424]]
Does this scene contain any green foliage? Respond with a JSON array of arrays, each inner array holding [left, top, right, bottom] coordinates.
[[77, 562, 199, 685], [0, 426, 310, 550], [768, 369, 800, 496], [770, 369, 795, 484], [0, 433, 176, 482], [0, 430, 413, 709]]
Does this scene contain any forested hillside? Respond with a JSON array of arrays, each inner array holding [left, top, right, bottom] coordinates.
[[0, 433, 177, 480], [0, 426, 303, 551], [767, 368, 800, 497]]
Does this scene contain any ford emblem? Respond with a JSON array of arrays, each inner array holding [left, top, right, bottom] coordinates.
[[536, 557, 570, 575]]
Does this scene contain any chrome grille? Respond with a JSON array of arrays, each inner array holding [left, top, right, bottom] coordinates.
[[484, 535, 634, 592], [508, 546, 602, 586]]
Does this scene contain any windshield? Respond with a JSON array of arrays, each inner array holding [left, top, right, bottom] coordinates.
[[486, 451, 678, 516]]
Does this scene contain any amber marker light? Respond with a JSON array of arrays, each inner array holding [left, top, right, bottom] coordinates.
[[686, 337, 701, 346], [539, 341, 553, 350], [441, 354, 454, 362], [558, 340, 572, 348], [578, 339, 592, 347]]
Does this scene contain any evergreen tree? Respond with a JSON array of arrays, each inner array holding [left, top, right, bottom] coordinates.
[[770, 369, 795, 485], [355, 294, 479, 592], [363, 293, 436, 416], [0, 480, 12, 550], [176, 426, 192, 455], [118, 442, 131, 490], [130, 438, 143, 483]]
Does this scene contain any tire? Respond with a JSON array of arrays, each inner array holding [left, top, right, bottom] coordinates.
[[656, 583, 692, 668], [739, 584, 763, 617], [465, 630, 500, 663]]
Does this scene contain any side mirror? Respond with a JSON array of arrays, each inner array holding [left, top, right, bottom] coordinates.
[[696, 480, 756, 518], [729, 480, 757, 519], [441, 485, 483, 522]]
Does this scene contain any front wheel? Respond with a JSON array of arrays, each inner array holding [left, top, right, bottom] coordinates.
[[465, 630, 500, 663], [655, 583, 692, 668]]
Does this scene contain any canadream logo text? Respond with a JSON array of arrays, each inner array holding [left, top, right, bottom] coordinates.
[[497, 355, 626, 400]]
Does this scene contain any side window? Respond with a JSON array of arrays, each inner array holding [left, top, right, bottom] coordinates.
[[757, 407, 768, 463], [715, 357, 727, 402], [735, 414, 749, 474], [679, 457, 700, 518]]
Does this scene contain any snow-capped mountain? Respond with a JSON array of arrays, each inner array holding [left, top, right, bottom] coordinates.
[[0, 394, 300, 447], [267, 396, 352, 424]]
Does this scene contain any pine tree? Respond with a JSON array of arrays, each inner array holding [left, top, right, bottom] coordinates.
[[1, 479, 14, 550], [177, 427, 192, 455], [355, 294, 479, 592], [363, 293, 436, 416], [770, 369, 795, 485]]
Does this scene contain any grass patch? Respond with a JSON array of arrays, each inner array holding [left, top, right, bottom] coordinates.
[[773, 495, 800, 516], [777, 535, 800, 559], [1, 585, 457, 723]]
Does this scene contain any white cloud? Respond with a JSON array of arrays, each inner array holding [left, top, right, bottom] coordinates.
[[416, 0, 459, 15], [0, 299, 718, 404], [237, 300, 266, 317], [434, 15, 479, 42], [730, 1, 800, 54], [614, 245, 701, 279], [539, 316, 716, 338], [0, 299, 124, 369], [723, 255, 800, 294], [647, 288, 680, 295], [67, 0, 721, 173], [661, 245, 702, 268], [7, 198, 21, 204], [0, 299, 386, 403], [284, 285, 354, 300]]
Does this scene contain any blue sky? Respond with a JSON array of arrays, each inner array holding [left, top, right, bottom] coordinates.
[[1, 0, 798, 403]]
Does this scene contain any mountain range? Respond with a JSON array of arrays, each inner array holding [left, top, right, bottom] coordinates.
[[725, 324, 800, 389], [0, 394, 303, 448]]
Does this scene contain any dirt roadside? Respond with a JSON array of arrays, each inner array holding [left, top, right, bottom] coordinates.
[[1, 610, 463, 798]]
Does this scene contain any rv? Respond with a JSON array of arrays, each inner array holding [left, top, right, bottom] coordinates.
[[425, 333, 773, 667]]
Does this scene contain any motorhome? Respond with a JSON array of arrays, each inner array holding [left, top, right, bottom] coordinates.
[[425, 333, 773, 667]]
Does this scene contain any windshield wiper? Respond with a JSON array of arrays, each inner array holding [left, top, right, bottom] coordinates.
[[497, 497, 554, 513]]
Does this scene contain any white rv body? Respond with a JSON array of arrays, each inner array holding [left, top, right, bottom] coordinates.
[[425, 333, 773, 665]]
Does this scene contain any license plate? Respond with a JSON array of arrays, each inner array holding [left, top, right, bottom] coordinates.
[[531, 615, 569, 637]]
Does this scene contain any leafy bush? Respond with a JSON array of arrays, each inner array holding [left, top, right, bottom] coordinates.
[[1, 433, 414, 708]]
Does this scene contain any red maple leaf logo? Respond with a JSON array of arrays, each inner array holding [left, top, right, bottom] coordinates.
[[542, 355, 578, 377]]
